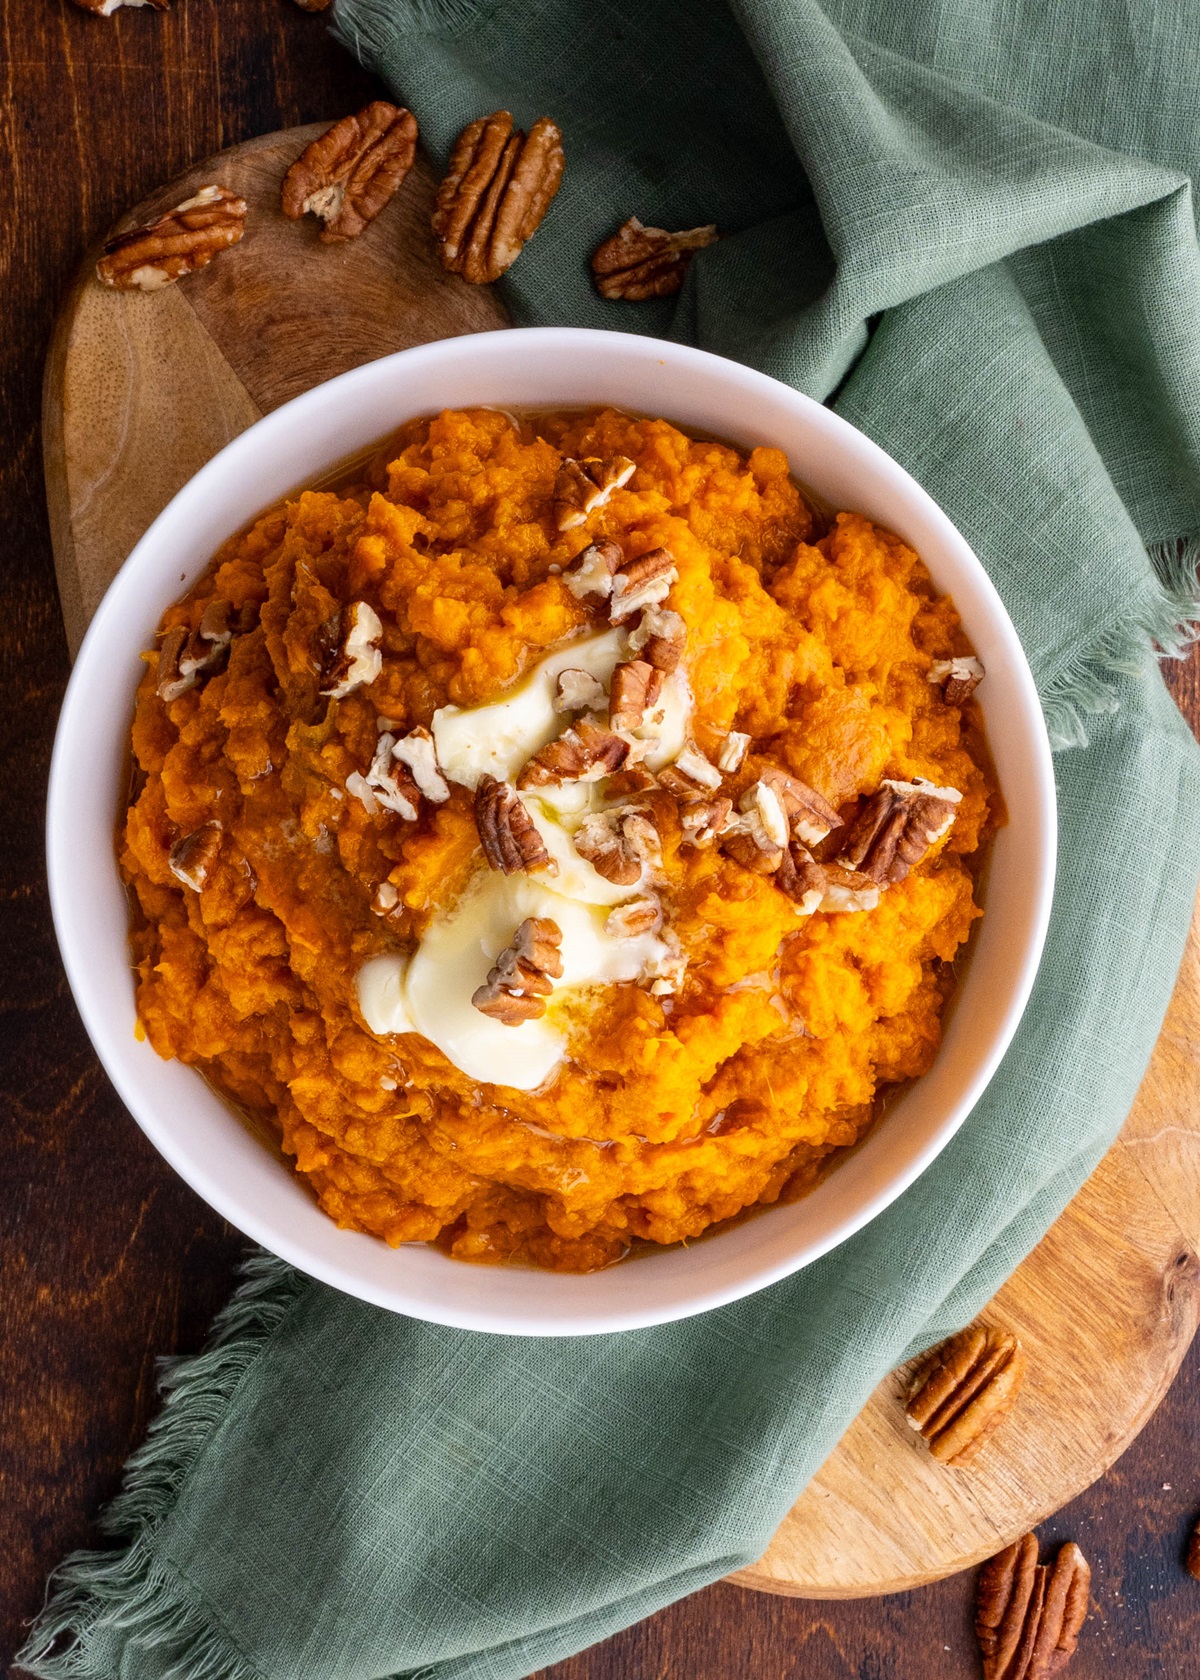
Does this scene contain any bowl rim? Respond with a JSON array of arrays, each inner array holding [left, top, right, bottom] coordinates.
[[46, 326, 1057, 1334]]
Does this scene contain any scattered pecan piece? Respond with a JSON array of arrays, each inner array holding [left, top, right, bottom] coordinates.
[[717, 731, 750, 774], [347, 734, 420, 820], [518, 718, 629, 787], [572, 807, 659, 885], [390, 726, 450, 804], [838, 777, 962, 885], [658, 741, 723, 799], [603, 765, 657, 802], [610, 547, 677, 621], [930, 655, 985, 706], [818, 863, 880, 913], [554, 457, 636, 533], [679, 796, 734, 848], [178, 597, 235, 682], [591, 217, 719, 301], [290, 0, 332, 9], [372, 881, 399, 914], [471, 917, 564, 1024], [722, 830, 785, 875], [72, 0, 168, 13], [553, 667, 607, 712], [906, 1326, 1026, 1466], [647, 941, 687, 997], [156, 627, 194, 703], [562, 537, 623, 600], [474, 775, 552, 875], [759, 766, 842, 846], [740, 778, 791, 848], [775, 845, 826, 914], [317, 601, 383, 699], [282, 103, 417, 243], [606, 895, 662, 938], [608, 659, 663, 731], [627, 606, 686, 673], [433, 110, 564, 284], [1187, 1521, 1200, 1581], [96, 186, 245, 291], [168, 821, 222, 891], [976, 1534, 1089, 1680]]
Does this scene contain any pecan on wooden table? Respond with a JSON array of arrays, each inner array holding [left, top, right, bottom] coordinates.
[[432, 109, 564, 283], [96, 185, 246, 291], [282, 102, 418, 242], [592, 216, 718, 300], [906, 1324, 1027, 1466], [976, 1533, 1090, 1680], [72, 0, 169, 13]]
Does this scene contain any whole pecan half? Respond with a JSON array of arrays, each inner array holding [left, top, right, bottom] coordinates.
[[168, 821, 222, 891], [906, 1325, 1026, 1466], [592, 217, 718, 301], [282, 103, 418, 243], [472, 917, 563, 1024], [432, 110, 564, 284], [929, 654, 985, 706], [475, 775, 552, 875], [554, 457, 636, 533], [72, 0, 168, 13], [838, 776, 962, 886], [518, 718, 629, 787], [97, 186, 246, 291], [976, 1534, 1090, 1680]]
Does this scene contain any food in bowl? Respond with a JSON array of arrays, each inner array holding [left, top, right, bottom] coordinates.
[[119, 406, 996, 1273]]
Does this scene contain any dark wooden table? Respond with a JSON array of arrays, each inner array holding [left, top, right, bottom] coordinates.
[[2, 6, 1199, 1675]]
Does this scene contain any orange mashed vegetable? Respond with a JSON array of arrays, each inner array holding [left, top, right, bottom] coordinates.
[[121, 407, 995, 1272]]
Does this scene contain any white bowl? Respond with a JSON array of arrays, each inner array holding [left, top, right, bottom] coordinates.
[[47, 327, 1055, 1336]]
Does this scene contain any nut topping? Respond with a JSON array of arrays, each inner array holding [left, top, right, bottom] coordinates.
[[563, 537, 623, 600], [606, 896, 662, 938], [96, 186, 246, 291], [178, 597, 235, 681], [775, 845, 826, 914], [603, 765, 657, 802], [518, 718, 629, 787], [554, 457, 636, 533], [390, 726, 450, 804], [372, 881, 399, 914], [609, 548, 677, 621], [740, 779, 791, 848], [573, 807, 658, 885], [72, 0, 168, 14], [657, 741, 722, 799], [282, 103, 418, 243], [758, 767, 842, 847], [717, 731, 750, 774], [347, 734, 420, 821], [156, 627, 194, 703], [838, 777, 962, 885], [627, 606, 686, 673], [976, 1534, 1090, 1680], [1187, 1521, 1200, 1581], [591, 217, 719, 301], [168, 821, 222, 891], [818, 863, 880, 914], [474, 775, 552, 875], [471, 917, 564, 1024], [433, 110, 564, 284], [317, 601, 384, 700], [679, 796, 734, 848], [930, 655, 985, 706], [608, 659, 663, 732], [553, 668, 607, 712], [906, 1326, 1026, 1466], [290, 0, 332, 9], [722, 830, 785, 875]]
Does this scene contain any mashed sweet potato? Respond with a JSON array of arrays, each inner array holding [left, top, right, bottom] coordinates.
[[121, 407, 995, 1272]]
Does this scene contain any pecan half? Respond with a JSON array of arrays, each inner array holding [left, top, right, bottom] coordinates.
[[282, 103, 417, 243], [573, 807, 659, 885], [818, 863, 880, 913], [317, 601, 383, 699], [475, 775, 552, 875], [472, 917, 564, 1024], [591, 217, 719, 301], [627, 606, 686, 673], [606, 895, 662, 938], [1187, 1521, 1200, 1581], [679, 796, 734, 848], [609, 547, 677, 621], [658, 741, 723, 800], [838, 777, 962, 885], [562, 537, 623, 600], [72, 0, 168, 13], [168, 821, 222, 891], [97, 186, 245, 291], [929, 655, 985, 706], [290, 0, 331, 9], [976, 1534, 1090, 1680], [776, 844, 826, 914], [759, 766, 842, 846], [907, 1326, 1026, 1466], [608, 659, 663, 731], [553, 667, 607, 712], [433, 110, 564, 284], [518, 718, 629, 787], [717, 731, 750, 774], [554, 457, 636, 533]]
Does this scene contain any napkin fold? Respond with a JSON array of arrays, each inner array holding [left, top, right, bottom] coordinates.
[[22, 3, 1200, 1678]]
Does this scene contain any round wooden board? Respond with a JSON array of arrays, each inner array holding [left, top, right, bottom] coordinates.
[[44, 127, 1200, 1601]]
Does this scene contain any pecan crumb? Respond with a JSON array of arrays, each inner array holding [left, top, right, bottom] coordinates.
[[776, 844, 826, 913], [553, 668, 607, 712], [592, 217, 719, 301], [609, 548, 677, 621], [391, 726, 450, 805], [168, 821, 222, 891], [907, 1326, 1026, 1466], [317, 601, 383, 699], [97, 186, 245, 291], [474, 775, 552, 875], [433, 110, 564, 284], [838, 777, 961, 885], [518, 718, 629, 787], [818, 863, 880, 913], [658, 742, 723, 800], [930, 655, 985, 705], [471, 917, 563, 1024], [282, 103, 417, 242], [759, 766, 842, 846], [976, 1534, 1089, 1680], [555, 458, 636, 533]]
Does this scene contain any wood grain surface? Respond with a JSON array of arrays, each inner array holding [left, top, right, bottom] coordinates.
[[3, 4, 1200, 1676]]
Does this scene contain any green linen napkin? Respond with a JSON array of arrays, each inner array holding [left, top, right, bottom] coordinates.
[[21, 3, 1200, 1678]]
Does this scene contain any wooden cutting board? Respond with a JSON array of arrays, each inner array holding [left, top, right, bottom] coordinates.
[[44, 126, 1200, 1599]]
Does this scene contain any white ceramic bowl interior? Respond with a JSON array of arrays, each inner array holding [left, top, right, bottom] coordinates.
[[48, 327, 1055, 1335]]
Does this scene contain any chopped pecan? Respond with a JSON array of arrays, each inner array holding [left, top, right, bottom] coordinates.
[[432, 110, 564, 284], [838, 777, 962, 885], [647, 942, 687, 998], [96, 185, 245, 291], [739, 779, 791, 848], [603, 765, 658, 802], [72, 0, 168, 13], [178, 597, 235, 682], [562, 537, 623, 600], [775, 845, 826, 914], [609, 547, 677, 621], [930, 655, 985, 706], [572, 807, 658, 885], [627, 606, 686, 673], [518, 718, 629, 787], [471, 917, 564, 1024], [606, 895, 662, 938], [475, 775, 552, 875], [657, 742, 723, 801], [156, 627, 194, 703], [390, 726, 450, 804], [759, 766, 842, 846], [679, 796, 734, 848], [723, 830, 784, 875], [347, 734, 420, 821], [591, 217, 719, 301], [717, 731, 750, 774], [906, 1326, 1026, 1466], [372, 880, 399, 914], [168, 821, 222, 891], [554, 457, 636, 533], [282, 103, 417, 243], [1187, 1521, 1200, 1581], [818, 863, 880, 913], [608, 659, 663, 731], [553, 667, 607, 713], [318, 601, 384, 700], [976, 1534, 1089, 1680]]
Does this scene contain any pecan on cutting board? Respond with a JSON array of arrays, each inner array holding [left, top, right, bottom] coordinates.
[[905, 1324, 1026, 1465], [96, 186, 246, 291], [282, 103, 418, 242]]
